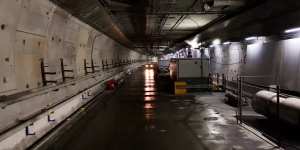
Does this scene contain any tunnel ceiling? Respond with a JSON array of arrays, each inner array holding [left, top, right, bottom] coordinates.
[[51, 0, 263, 54]]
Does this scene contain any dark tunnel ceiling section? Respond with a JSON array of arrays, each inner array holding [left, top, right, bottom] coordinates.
[[51, 0, 264, 54], [177, 0, 300, 45]]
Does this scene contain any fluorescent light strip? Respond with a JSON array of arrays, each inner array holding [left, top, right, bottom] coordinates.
[[245, 36, 257, 41], [212, 39, 221, 45], [223, 41, 231, 45], [285, 27, 300, 33]]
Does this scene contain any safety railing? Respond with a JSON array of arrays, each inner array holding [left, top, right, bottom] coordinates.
[[209, 73, 227, 91], [235, 75, 300, 150]]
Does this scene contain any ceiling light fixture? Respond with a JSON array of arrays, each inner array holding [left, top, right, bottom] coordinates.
[[212, 39, 221, 45], [223, 41, 231, 45], [284, 27, 300, 33], [185, 35, 201, 49], [245, 36, 257, 41]]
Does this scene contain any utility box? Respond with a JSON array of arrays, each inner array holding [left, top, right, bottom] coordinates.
[[169, 58, 210, 90], [169, 58, 209, 80]]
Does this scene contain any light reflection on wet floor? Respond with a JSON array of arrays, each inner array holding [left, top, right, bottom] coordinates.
[[144, 96, 156, 101], [46, 68, 277, 150], [144, 92, 156, 96], [144, 87, 156, 92], [144, 69, 157, 121]]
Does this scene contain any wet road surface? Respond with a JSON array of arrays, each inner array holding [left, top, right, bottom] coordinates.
[[44, 68, 276, 150], [45, 68, 205, 150]]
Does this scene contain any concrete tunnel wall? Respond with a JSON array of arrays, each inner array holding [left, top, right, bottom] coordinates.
[[209, 37, 300, 93], [0, 0, 147, 149], [0, 0, 146, 95]]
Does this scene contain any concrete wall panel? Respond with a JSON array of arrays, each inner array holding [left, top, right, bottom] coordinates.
[[210, 37, 300, 92], [0, 1, 146, 148], [0, 0, 22, 93], [0, 0, 145, 96], [209, 42, 245, 81]]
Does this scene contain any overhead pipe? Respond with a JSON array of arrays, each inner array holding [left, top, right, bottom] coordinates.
[[253, 90, 300, 125]]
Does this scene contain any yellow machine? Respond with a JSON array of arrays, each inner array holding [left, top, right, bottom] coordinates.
[[174, 81, 187, 95]]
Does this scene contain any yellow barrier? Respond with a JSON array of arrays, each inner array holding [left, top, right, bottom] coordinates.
[[174, 81, 187, 95]]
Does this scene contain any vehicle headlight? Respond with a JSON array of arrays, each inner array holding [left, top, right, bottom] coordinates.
[[150, 65, 153, 67]]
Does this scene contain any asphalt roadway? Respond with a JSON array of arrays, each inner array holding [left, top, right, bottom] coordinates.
[[43, 68, 277, 150]]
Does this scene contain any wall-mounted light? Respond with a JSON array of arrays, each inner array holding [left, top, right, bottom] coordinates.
[[185, 35, 201, 49], [223, 41, 231, 45], [212, 39, 221, 45], [284, 27, 300, 33], [245, 36, 258, 41], [245, 36, 268, 44]]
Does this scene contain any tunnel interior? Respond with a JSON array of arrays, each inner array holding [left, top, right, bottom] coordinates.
[[1, 0, 300, 150]]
